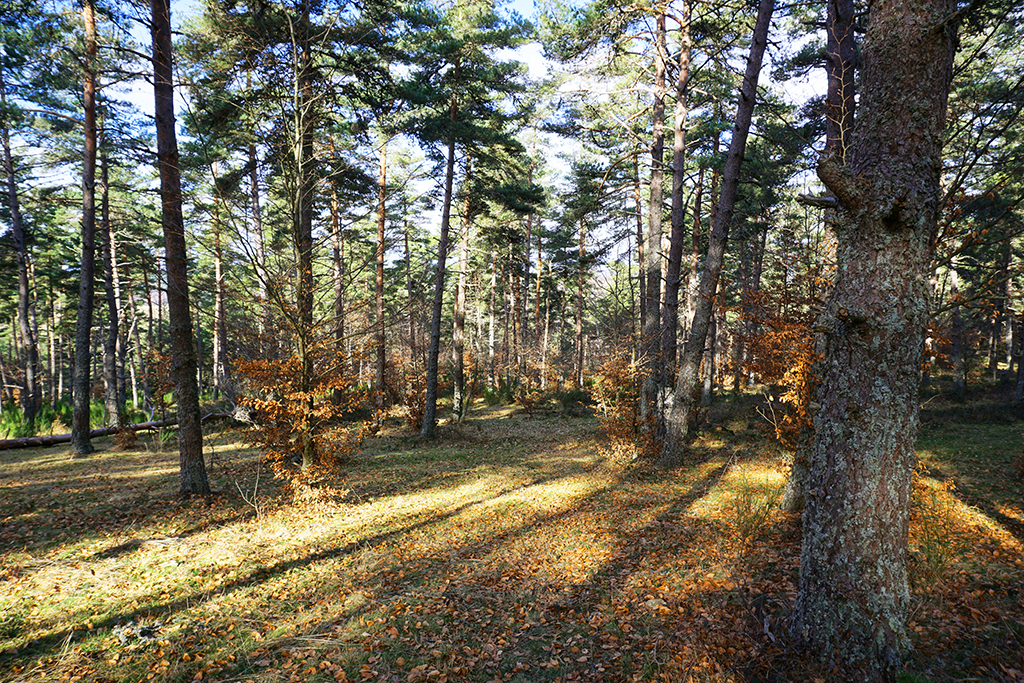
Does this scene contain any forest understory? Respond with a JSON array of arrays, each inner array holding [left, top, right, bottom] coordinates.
[[0, 385, 1022, 683]]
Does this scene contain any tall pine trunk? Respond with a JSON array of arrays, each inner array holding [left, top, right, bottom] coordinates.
[[661, 0, 692, 388], [576, 218, 586, 388], [72, 0, 99, 456], [640, 10, 667, 428], [452, 164, 471, 420], [794, 0, 957, 675], [294, 0, 316, 468], [100, 150, 123, 427], [421, 94, 458, 439], [152, 0, 209, 495], [661, 0, 774, 465], [375, 140, 388, 409], [1, 72, 40, 431], [249, 139, 267, 348], [329, 137, 346, 376], [213, 215, 227, 400]]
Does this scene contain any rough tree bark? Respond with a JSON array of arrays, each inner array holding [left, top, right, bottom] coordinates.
[[1, 71, 41, 430], [152, 0, 209, 496], [660, 0, 774, 465], [639, 10, 668, 430], [793, 0, 958, 676], [661, 0, 692, 388], [72, 0, 99, 456], [421, 93, 458, 439]]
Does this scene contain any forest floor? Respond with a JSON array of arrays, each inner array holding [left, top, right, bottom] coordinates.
[[0, 389, 1022, 683]]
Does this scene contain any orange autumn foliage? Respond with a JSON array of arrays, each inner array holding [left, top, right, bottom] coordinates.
[[741, 289, 819, 450], [590, 349, 655, 461], [234, 341, 376, 489]]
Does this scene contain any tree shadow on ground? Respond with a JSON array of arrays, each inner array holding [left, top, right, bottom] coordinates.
[[0, 433, 267, 557], [0, 459, 605, 668]]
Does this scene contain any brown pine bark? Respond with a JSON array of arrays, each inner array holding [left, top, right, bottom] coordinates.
[[661, 0, 692, 388], [640, 10, 668, 427], [421, 93, 458, 439], [152, 0, 209, 496], [661, 0, 774, 465], [72, 0, 99, 456], [1, 72, 40, 430], [794, 0, 958, 675], [825, 0, 857, 161]]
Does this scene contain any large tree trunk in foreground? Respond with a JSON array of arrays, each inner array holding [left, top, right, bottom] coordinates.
[[660, 0, 773, 465], [72, 0, 99, 456], [794, 0, 957, 676], [152, 0, 209, 496]]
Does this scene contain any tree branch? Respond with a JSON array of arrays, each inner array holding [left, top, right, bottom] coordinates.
[[797, 194, 839, 209], [817, 152, 863, 210]]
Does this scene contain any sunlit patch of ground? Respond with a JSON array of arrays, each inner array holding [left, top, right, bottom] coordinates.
[[0, 397, 1022, 682]]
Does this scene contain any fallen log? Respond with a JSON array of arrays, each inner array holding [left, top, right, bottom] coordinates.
[[0, 412, 233, 451]]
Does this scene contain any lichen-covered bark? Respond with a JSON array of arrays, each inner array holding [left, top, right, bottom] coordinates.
[[794, 0, 957, 677]]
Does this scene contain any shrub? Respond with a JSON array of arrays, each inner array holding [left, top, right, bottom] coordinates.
[[590, 352, 654, 460], [730, 471, 782, 546], [234, 341, 376, 491], [741, 289, 819, 450]]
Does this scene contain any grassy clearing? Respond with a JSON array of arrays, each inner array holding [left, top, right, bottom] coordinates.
[[0, 395, 1022, 683]]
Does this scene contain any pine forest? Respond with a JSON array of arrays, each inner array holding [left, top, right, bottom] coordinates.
[[1, 0, 1023, 681]]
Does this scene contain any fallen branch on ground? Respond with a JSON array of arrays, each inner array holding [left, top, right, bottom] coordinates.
[[0, 412, 233, 451]]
